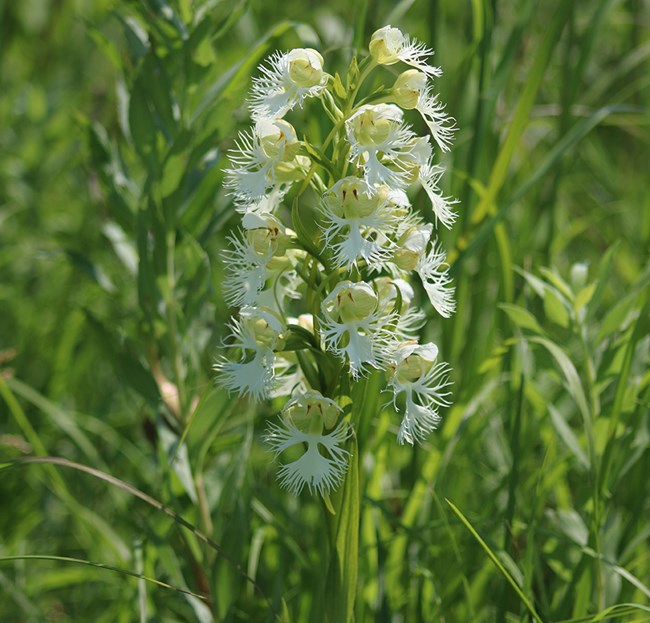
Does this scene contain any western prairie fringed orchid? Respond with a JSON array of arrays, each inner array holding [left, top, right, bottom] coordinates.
[[217, 25, 457, 496]]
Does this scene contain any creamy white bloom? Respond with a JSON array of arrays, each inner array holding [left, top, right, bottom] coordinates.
[[214, 306, 285, 400], [393, 222, 433, 272], [224, 118, 301, 206], [345, 104, 416, 187], [398, 137, 457, 228], [369, 26, 442, 78], [222, 212, 293, 307], [387, 342, 452, 445], [416, 240, 455, 318], [250, 48, 328, 120], [392, 69, 456, 152], [265, 391, 349, 495], [320, 281, 400, 378], [319, 177, 400, 268]]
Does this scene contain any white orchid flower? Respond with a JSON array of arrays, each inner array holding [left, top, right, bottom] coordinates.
[[265, 391, 349, 495], [392, 69, 456, 153], [387, 342, 452, 445], [222, 212, 294, 307], [319, 177, 400, 268], [398, 136, 457, 229], [224, 118, 301, 206], [416, 240, 456, 318], [369, 26, 442, 79], [345, 104, 416, 187], [320, 281, 400, 378], [250, 48, 328, 120], [214, 306, 285, 400]]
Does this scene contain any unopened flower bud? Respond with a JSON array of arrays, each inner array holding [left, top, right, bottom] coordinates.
[[296, 313, 314, 333], [570, 262, 589, 291], [287, 48, 325, 88], [392, 69, 426, 109]]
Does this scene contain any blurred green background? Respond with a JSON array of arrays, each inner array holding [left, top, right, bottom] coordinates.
[[1, 0, 649, 621]]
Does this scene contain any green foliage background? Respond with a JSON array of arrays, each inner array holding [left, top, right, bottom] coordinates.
[[1, 0, 649, 621]]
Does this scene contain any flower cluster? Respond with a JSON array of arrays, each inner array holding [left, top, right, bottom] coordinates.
[[216, 26, 456, 495]]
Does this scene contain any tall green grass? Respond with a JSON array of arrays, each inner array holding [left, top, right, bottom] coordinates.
[[1, 0, 648, 621]]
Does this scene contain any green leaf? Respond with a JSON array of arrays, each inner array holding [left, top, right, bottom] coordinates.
[[547, 403, 589, 469], [0, 555, 207, 601], [543, 287, 571, 328], [471, 1, 572, 223], [157, 421, 198, 504], [529, 337, 590, 425], [574, 282, 597, 315], [539, 267, 574, 301], [499, 303, 544, 334], [332, 72, 346, 99], [446, 499, 544, 623], [129, 72, 159, 171]]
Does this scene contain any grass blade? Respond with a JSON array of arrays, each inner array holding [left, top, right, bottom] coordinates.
[[0, 555, 208, 601], [446, 499, 544, 623]]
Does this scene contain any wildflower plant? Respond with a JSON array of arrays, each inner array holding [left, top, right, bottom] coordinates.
[[216, 25, 457, 503]]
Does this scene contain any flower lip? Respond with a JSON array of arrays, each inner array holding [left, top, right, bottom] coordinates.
[[264, 418, 351, 496]]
